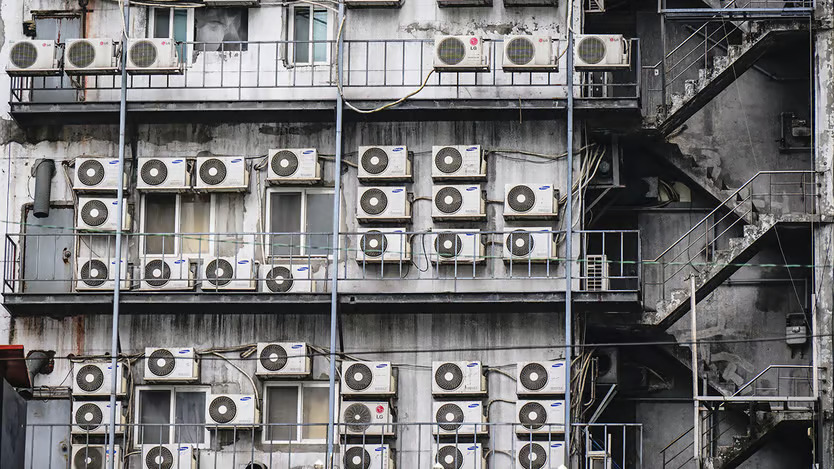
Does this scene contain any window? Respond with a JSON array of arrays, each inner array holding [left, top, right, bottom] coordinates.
[[263, 383, 331, 442], [267, 189, 334, 257], [290, 6, 330, 64], [136, 386, 209, 446], [150, 8, 189, 59], [194, 8, 249, 52], [141, 193, 211, 255]]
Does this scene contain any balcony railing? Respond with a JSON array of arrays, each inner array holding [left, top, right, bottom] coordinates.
[[3, 229, 641, 295], [659, 0, 814, 19]]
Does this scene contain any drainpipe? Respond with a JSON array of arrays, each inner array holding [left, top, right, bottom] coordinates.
[[32, 158, 55, 218], [564, 20, 575, 469]]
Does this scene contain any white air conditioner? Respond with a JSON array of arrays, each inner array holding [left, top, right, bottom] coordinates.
[[206, 394, 259, 428], [432, 400, 487, 436], [64, 39, 119, 75], [137, 157, 190, 191], [144, 347, 199, 382], [345, 0, 403, 7], [515, 400, 565, 435], [433, 444, 485, 469], [71, 445, 121, 469], [256, 342, 311, 377], [204, 0, 259, 6], [432, 145, 485, 180], [517, 360, 566, 395], [434, 36, 489, 72], [429, 230, 484, 264], [6, 39, 60, 76], [267, 148, 321, 184], [75, 258, 130, 291], [126, 38, 182, 74], [72, 361, 127, 397], [432, 361, 486, 396], [574, 34, 630, 70], [341, 361, 397, 396], [74, 157, 125, 191], [586, 254, 610, 291], [356, 228, 411, 263], [72, 401, 124, 434], [503, 36, 558, 71], [76, 197, 130, 231], [503, 228, 555, 262], [340, 401, 394, 436], [195, 156, 249, 191], [141, 444, 197, 469], [139, 256, 193, 291], [503, 184, 558, 219], [343, 444, 394, 469], [432, 185, 485, 221], [202, 257, 256, 291], [260, 264, 314, 293], [358, 146, 412, 181], [357, 186, 411, 223], [516, 442, 565, 469]]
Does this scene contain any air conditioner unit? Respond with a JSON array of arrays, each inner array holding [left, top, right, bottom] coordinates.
[[341, 361, 397, 397], [195, 156, 249, 191], [74, 157, 125, 192], [204, 0, 259, 6], [432, 145, 485, 180], [433, 443, 485, 469], [503, 228, 555, 263], [432, 400, 487, 436], [586, 255, 610, 291], [72, 361, 127, 397], [141, 444, 197, 469], [75, 258, 130, 291], [202, 257, 256, 291], [343, 444, 394, 469], [340, 401, 394, 436], [432, 361, 486, 396], [503, 184, 558, 219], [256, 342, 311, 377], [517, 360, 566, 395], [139, 256, 193, 291], [503, 36, 558, 72], [71, 445, 121, 469], [429, 230, 484, 264], [72, 401, 124, 434], [356, 228, 411, 263], [206, 394, 259, 428], [434, 36, 489, 72], [516, 442, 565, 469], [358, 146, 412, 182], [137, 157, 190, 191], [64, 38, 119, 75], [345, 0, 403, 7], [6, 39, 60, 76], [266, 148, 321, 184], [432, 185, 485, 221], [144, 347, 199, 382], [260, 264, 313, 293], [574, 34, 630, 70], [515, 400, 565, 435], [126, 38, 182, 74], [76, 197, 130, 231], [357, 186, 411, 223]]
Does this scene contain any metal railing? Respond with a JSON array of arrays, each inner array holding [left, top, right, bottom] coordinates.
[[658, 0, 814, 16], [3, 229, 641, 295], [731, 364, 814, 400]]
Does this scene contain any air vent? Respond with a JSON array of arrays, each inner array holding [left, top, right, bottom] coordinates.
[[586, 255, 610, 291], [517, 442, 564, 469], [71, 445, 121, 469]]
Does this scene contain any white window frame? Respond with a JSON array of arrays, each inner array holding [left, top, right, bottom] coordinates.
[[262, 381, 335, 444], [265, 187, 335, 258], [148, 6, 195, 42], [287, 5, 334, 65], [134, 385, 210, 448], [139, 193, 213, 257]]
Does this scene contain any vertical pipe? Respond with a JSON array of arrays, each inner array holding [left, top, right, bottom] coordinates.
[[564, 10, 575, 468], [326, 2, 345, 468], [660, 16, 667, 117], [812, 293, 819, 398], [690, 275, 699, 467]]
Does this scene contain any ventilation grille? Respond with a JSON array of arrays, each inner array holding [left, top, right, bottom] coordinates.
[[344, 363, 373, 391], [77, 159, 105, 186], [435, 187, 463, 214], [361, 147, 389, 175], [507, 231, 534, 257], [259, 344, 288, 371], [76, 364, 105, 392], [434, 234, 463, 259], [436, 445, 465, 469], [519, 362, 548, 391], [436, 37, 467, 66], [518, 443, 547, 469], [264, 266, 294, 292], [434, 362, 464, 391], [144, 446, 173, 469], [435, 403, 464, 431], [271, 150, 299, 177], [434, 147, 463, 174], [144, 260, 171, 287], [199, 158, 228, 186], [130, 40, 158, 68], [80, 260, 109, 287], [10, 42, 38, 69], [74, 446, 105, 469], [577, 36, 606, 65], [360, 189, 388, 215], [343, 403, 372, 433], [360, 231, 388, 258], [209, 396, 237, 424], [75, 403, 104, 431], [140, 159, 168, 186], [343, 447, 371, 469], [80, 199, 109, 227], [518, 402, 547, 429], [506, 37, 536, 65], [147, 349, 176, 376], [205, 258, 234, 287], [68, 40, 96, 68], [507, 185, 536, 213], [586, 255, 609, 291]]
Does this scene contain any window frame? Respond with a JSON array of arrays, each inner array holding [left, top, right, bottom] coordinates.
[[134, 385, 210, 448], [265, 187, 335, 258], [262, 381, 335, 444], [148, 7, 195, 42], [287, 5, 333, 65], [139, 193, 213, 256]]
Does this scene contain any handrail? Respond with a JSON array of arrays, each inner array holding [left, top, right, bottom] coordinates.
[[731, 364, 813, 397]]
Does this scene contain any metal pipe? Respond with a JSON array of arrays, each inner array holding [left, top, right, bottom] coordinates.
[[564, 18, 574, 469], [690, 275, 699, 467], [32, 159, 54, 218], [107, 0, 130, 466]]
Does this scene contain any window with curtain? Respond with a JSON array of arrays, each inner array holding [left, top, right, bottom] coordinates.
[[180, 193, 210, 254], [137, 387, 208, 445], [268, 189, 333, 257], [142, 193, 211, 255], [143, 194, 176, 255], [264, 383, 330, 442], [291, 6, 328, 64]]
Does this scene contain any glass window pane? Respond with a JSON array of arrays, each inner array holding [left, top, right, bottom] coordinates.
[[153, 9, 170, 38], [270, 192, 302, 256], [306, 193, 333, 256], [175, 391, 206, 444], [293, 8, 311, 63], [180, 193, 210, 254], [144, 194, 176, 254], [173, 9, 188, 58], [312, 9, 328, 63], [139, 390, 171, 444], [214, 194, 246, 257], [266, 386, 299, 441], [301, 386, 329, 440]]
